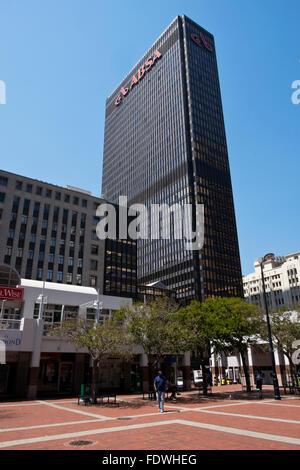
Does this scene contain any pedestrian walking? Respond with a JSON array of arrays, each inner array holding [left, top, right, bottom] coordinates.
[[154, 370, 167, 413], [166, 379, 177, 401], [255, 367, 264, 399]]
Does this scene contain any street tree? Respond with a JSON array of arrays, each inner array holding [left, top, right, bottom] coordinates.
[[119, 296, 187, 388], [52, 314, 131, 399], [200, 297, 264, 393], [176, 300, 215, 395], [262, 307, 300, 386]]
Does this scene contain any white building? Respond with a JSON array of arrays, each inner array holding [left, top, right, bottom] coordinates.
[[0, 277, 191, 398], [243, 251, 300, 309], [0, 278, 133, 398], [210, 252, 300, 388]]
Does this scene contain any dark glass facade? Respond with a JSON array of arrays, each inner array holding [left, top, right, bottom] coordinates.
[[102, 204, 138, 298], [102, 15, 243, 302], [103, 238, 137, 298]]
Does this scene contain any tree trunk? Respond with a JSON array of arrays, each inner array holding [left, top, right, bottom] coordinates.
[[91, 358, 98, 402], [240, 350, 251, 393], [148, 360, 155, 391], [201, 359, 208, 396]]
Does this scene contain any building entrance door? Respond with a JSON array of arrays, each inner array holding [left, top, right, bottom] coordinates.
[[0, 364, 9, 394], [0, 363, 17, 396], [58, 362, 73, 393]]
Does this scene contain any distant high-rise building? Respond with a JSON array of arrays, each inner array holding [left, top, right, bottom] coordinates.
[[102, 15, 243, 302]]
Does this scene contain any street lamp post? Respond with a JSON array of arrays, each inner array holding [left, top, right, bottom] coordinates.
[[258, 253, 281, 400], [79, 289, 103, 326], [0, 299, 6, 319], [36, 281, 48, 320], [93, 290, 103, 327]]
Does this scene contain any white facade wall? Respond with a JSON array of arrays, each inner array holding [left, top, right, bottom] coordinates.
[[0, 279, 132, 355], [243, 251, 300, 309]]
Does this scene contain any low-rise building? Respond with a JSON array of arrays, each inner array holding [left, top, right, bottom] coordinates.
[[0, 277, 133, 398], [0, 169, 137, 298], [0, 273, 189, 399]]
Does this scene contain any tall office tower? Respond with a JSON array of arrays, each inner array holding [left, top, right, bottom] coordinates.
[[102, 15, 243, 302]]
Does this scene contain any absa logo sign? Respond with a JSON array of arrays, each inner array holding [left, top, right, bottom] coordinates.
[[191, 32, 213, 52], [114, 50, 162, 106]]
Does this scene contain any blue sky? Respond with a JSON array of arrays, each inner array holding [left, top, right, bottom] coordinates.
[[0, 0, 299, 276]]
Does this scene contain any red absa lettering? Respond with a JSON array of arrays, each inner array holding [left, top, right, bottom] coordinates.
[[145, 57, 153, 70], [121, 87, 129, 96], [138, 65, 145, 81], [152, 50, 162, 63], [130, 75, 138, 90], [114, 50, 162, 106]]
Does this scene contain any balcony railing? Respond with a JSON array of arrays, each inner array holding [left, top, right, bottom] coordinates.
[[43, 322, 61, 336], [0, 319, 22, 330]]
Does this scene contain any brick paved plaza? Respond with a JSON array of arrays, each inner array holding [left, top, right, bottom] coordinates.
[[0, 385, 300, 450]]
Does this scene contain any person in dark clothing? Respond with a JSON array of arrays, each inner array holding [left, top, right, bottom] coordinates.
[[167, 379, 177, 400], [154, 370, 167, 413], [255, 368, 264, 398]]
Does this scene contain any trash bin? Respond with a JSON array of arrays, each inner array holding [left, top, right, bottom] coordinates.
[[135, 374, 142, 392]]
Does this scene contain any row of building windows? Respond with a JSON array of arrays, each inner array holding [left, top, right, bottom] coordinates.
[[0, 177, 90, 207], [21, 267, 98, 287], [4, 249, 99, 270]]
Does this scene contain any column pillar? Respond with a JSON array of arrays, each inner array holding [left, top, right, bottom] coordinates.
[[139, 353, 149, 392], [181, 351, 191, 391], [274, 349, 284, 386], [247, 347, 255, 387], [210, 352, 218, 385], [123, 361, 131, 393], [27, 318, 44, 399], [73, 354, 86, 394], [217, 354, 227, 384], [283, 354, 291, 385]]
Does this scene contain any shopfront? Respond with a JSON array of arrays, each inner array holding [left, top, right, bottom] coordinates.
[[0, 362, 17, 395], [0, 351, 31, 399], [130, 356, 142, 392], [0, 274, 134, 399], [38, 353, 78, 396]]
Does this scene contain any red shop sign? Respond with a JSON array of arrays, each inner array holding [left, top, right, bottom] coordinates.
[[0, 286, 24, 300]]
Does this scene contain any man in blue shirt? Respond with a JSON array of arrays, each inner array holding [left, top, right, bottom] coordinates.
[[154, 370, 166, 413]]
